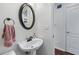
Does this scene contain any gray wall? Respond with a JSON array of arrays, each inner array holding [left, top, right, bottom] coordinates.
[[54, 4, 66, 51]]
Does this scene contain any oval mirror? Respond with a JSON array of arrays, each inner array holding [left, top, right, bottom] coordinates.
[[19, 3, 35, 30]]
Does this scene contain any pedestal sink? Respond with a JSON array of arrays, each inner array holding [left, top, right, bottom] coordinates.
[[17, 38, 43, 55]]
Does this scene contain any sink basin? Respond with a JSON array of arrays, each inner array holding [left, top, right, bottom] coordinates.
[[18, 38, 43, 52]]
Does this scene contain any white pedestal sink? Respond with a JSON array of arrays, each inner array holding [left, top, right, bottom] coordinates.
[[17, 38, 43, 55]]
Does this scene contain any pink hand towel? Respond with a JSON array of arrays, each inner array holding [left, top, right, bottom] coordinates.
[[2, 24, 16, 47], [11, 25, 16, 42]]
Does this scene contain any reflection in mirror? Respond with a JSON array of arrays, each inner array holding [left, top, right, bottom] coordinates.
[[19, 3, 35, 30]]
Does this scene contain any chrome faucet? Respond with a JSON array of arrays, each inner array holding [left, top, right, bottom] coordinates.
[[27, 36, 33, 42], [26, 33, 36, 42]]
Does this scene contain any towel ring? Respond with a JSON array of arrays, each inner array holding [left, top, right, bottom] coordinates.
[[3, 18, 15, 25]]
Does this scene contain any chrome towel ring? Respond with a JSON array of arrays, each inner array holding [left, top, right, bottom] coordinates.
[[3, 18, 15, 25]]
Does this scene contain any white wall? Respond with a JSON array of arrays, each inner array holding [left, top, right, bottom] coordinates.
[[54, 4, 66, 51], [0, 3, 54, 55], [0, 3, 37, 54], [35, 3, 54, 55]]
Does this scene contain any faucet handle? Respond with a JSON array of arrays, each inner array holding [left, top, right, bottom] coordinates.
[[33, 33, 37, 38]]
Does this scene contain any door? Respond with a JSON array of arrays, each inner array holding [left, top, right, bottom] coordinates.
[[66, 4, 79, 54]]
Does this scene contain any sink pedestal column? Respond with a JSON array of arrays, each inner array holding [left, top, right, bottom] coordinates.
[[30, 50, 36, 55]]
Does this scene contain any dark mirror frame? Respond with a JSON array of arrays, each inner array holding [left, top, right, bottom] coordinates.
[[19, 3, 35, 30]]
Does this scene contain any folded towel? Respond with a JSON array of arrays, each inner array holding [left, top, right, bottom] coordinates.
[[2, 24, 16, 47]]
